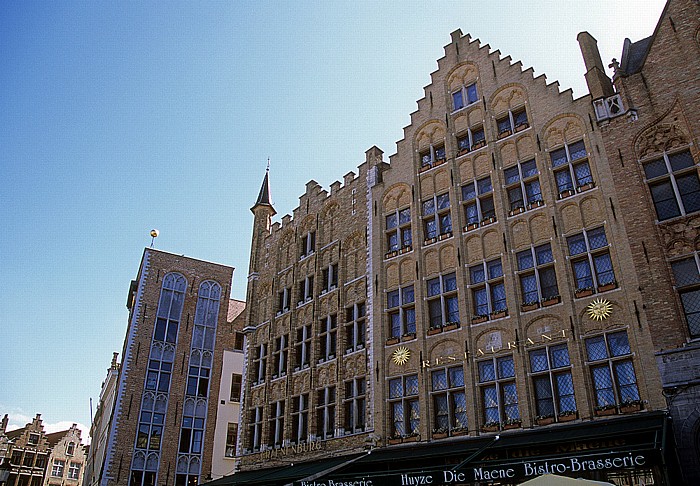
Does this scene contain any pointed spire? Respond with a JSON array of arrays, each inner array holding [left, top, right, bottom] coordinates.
[[251, 160, 276, 215]]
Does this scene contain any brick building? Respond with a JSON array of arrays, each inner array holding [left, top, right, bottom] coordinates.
[[209, 1, 695, 485], [579, 0, 700, 482], [100, 249, 235, 486]]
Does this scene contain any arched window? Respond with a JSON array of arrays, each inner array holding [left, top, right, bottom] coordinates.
[[153, 273, 187, 344]]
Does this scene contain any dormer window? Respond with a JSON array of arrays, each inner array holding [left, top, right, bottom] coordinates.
[[452, 82, 478, 111], [419, 144, 447, 171]]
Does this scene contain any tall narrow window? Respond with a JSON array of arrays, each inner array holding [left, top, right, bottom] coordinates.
[[344, 378, 366, 433], [422, 193, 452, 242], [318, 314, 337, 361], [456, 124, 486, 155], [68, 462, 81, 480], [389, 374, 420, 438], [253, 344, 267, 385], [272, 334, 288, 378], [478, 355, 519, 427], [321, 264, 338, 293], [517, 243, 559, 307], [178, 399, 205, 454], [345, 302, 366, 352], [291, 394, 309, 444], [567, 227, 616, 293], [136, 394, 166, 451], [386, 207, 412, 257], [671, 254, 700, 337], [504, 159, 542, 214], [452, 82, 478, 111], [248, 407, 263, 451], [585, 331, 640, 409], [529, 344, 576, 420], [419, 143, 447, 170], [387, 285, 416, 338], [268, 400, 285, 447], [427, 273, 460, 329], [230, 373, 242, 402], [186, 350, 212, 397], [470, 258, 507, 319], [550, 140, 593, 197], [52, 460, 65, 477], [316, 386, 336, 439], [295, 324, 312, 369], [643, 149, 700, 221], [496, 107, 529, 138], [153, 273, 187, 344], [300, 232, 316, 258], [462, 176, 495, 228], [430, 366, 467, 435], [298, 275, 314, 304], [277, 286, 291, 314], [225, 423, 237, 457]]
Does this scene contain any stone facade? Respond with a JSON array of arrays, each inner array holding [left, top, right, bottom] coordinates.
[[44, 425, 86, 486], [581, 0, 700, 482], [101, 249, 234, 486]]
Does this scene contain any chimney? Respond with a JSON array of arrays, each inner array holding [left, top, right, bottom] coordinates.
[[577, 32, 614, 99]]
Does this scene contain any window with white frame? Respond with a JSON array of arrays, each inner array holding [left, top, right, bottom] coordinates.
[[316, 386, 336, 439], [136, 393, 166, 451], [225, 423, 237, 457], [272, 334, 288, 377], [345, 302, 366, 351], [66, 441, 75, 456], [291, 394, 309, 444], [585, 331, 640, 408], [643, 149, 700, 221], [52, 460, 65, 477], [456, 125, 486, 154], [496, 107, 529, 138], [298, 275, 314, 304], [462, 176, 495, 227], [230, 373, 242, 402], [427, 273, 460, 329], [389, 374, 420, 437], [387, 285, 416, 338], [253, 344, 267, 384], [670, 254, 700, 338], [300, 232, 315, 258], [478, 355, 519, 426], [504, 159, 542, 213], [567, 227, 616, 292], [268, 400, 285, 447], [419, 143, 447, 170], [452, 82, 478, 111], [295, 324, 312, 369], [344, 378, 366, 433], [248, 406, 263, 451], [431, 366, 468, 434], [386, 207, 412, 255], [321, 263, 338, 293], [28, 433, 39, 445], [529, 344, 577, 419], [318, 314, 337, 361], [277, 286, 291, 313], [68, 462, 81, 480], [550, 140, 593, 196], [422, 193, 452, 241], [470, 258, 507, 317], [517, 243, 559, 306]]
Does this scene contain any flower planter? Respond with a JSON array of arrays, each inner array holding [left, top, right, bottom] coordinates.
[[481, 217, 496, 227], [424, 237, 437, 245], [536, 417, 555, 426], [472, 315, 488, 324], [503, 422, 521, 430], [443, 323, 459, 332], [385, 250, 398, 259], [472, 141, 486, 150], [402, 333, 416, 342], [577, 182, 596, 193], [542, 295, 561, 307], [432, 432, 448, 440], [386, 337, 400, 346], [598, 281, 618, 293], [558, 189, 575, 199], [457, 148, 470, 157], [575, 288, 594, 298], [595, 407, 618, 417], [465, 222, 479, 232], [515, 123, 529, 132], [620, 403, 642, 414], [558, 412, 578, 422], [427, 327, 443, 336], [490, 310, 508, 320], [419, 165, 432, 174], [451, 429, 468, 436], [403, 435, 419, 443], [528, 200, 544, 210], [438, 232, 452, 240], [388, 438, 402, 445], [498, 130, 512, 139], [509, 206, 525, 216], [521, 302, 540, 312], [481, 425, 499, 433]]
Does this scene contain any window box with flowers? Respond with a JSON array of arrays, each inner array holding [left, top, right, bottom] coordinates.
[[514, 121, 529, 132], [535, 415, 555, 426], [399, 245, 413, 254], [509, 206, 525, 217], [490, 309, 508, 320], [594, 404, 618, 417], [527, 199, 544, 210], [472, 314, 489, 325], [465, 222, 480, 232], [402, 332, 416, 342], [451, 426, 468, 436], [620, 400, 643, 414], [542, 295, 561, 307], [457, 147, 470, 157], [521, 301, 540, 312], [432, 428, 448, 440], [598, 280, 618, 293], [472, 140, 486, 151], [386, 337, 400, 346], [443, 322, 459, 332], [574, 287, 595, 298], [481, 421, 500, 433], [403, 433, 420, 443], [438, 231, 453, 241], [424, 237, 438, 246], [558, 188, 575, 199], [497, 129, 512, 140], [577, 181, 596, 193], [503, 418, 521, 430], [388, 436, 403, 445], [385, 250, 399, 259], [558, 410, 578, 422], [427, 326, 443, 336], [481, 216, 496, 227]]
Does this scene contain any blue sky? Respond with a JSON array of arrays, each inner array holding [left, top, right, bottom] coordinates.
[[0, 1, 665, 439]]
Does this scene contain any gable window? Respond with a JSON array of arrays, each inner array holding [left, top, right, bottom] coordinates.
[[496, 107, 529, 138], [529, 344, 576, 420], [300, 232, 315, 259], [517, 243, 559, 308], [291, 394, 309, 444], [643, 149, 700, 221], [272, 334, 288, 378], [430, 366, 467, 435], [295, 324, 312, 369], [345, 302, 366, 352], [277, 286, 291, 314], [567, 227, 616, 294], [470, 258, 507, 319], [585, 331, 640, 409], [386, 207, 412, 257], [316, 386, 336, 439], [387, 285, 416, 339], [504, 159, 542, 214], [253, 344, 267, 385], [462, 176, 495, 229], [298, 275, 314, 304], [344, 378, 366, 433], [318, 314, 337, 361], [422, 193, 452, 243], [230, 373, 242, 401], [456, 125, 486, 155], [28, 433, 39, 445], [268, 400, 285, 447], [550, 140, 594, 198], [478, 355, 519, 427], [670, 255, 700, 338], [321, 264, 338, 293], [452, 82, 478, 111], [427, 273, 460, 329], [389, 374, 420, 438], [419, 143, 447, 170]]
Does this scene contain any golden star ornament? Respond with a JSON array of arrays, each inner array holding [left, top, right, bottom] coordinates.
[[392, 346, 411, 366]]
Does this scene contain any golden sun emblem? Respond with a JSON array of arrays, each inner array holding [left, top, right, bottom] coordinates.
[[587, 298, 613, 321], [392, 346, 411, 366]]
